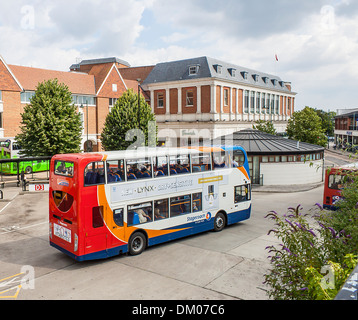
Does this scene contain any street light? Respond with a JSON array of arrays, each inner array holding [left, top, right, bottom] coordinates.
[[137, 78, 141, 129], [80, 102, 90, 152]]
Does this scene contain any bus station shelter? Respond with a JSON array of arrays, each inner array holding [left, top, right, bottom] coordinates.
[[217, 129, 325, 186]]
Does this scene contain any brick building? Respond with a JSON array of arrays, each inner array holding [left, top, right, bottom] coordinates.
[[0, 55, 153, 151], [0, 55, 296, 151], [334, 108, 358, 148]]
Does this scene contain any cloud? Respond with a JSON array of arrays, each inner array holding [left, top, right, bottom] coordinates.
[[1, 0, 358, 110]]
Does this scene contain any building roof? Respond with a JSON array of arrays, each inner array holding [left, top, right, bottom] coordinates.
[[9, 64, 96, 95], [70, 57, 131, 70], [142, 56, 295, 94], [217, 129, 324, 155]]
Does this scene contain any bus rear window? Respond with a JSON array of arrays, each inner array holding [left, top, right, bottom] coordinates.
[[55, 160, 74, 177]]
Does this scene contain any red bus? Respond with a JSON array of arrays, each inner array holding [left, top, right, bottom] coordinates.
[[323, 162, 358, 210], [49, 147, 252, 261]]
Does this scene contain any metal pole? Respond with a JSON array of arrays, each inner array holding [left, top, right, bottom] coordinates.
[[137, 78, 141, 129]]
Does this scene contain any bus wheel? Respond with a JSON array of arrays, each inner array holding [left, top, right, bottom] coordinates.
[[128, 232, 146, 256], [25, 166, 32, 174], [214, 212, 226, 232]]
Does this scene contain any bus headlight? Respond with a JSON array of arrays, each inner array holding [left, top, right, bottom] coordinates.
[[49, 223, 52, 239], [74, 233, 78, 252]]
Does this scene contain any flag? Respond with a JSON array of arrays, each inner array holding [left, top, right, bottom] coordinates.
[[275, 54, 279, 62]]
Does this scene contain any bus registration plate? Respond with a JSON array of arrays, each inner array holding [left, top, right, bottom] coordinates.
[[54, 223, 71, 243]]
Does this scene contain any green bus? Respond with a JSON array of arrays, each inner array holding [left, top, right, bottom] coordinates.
[[0, 139, 49, 174]]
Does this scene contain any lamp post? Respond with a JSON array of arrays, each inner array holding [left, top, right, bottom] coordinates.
[[137, 78, 141, 129], [80, 102, 90, 152]]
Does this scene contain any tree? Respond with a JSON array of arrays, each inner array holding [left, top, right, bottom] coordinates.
[[16, 79, 82, 156], [101, 89, 157, 151], [286, 107, 327, 147], [314, 109, 336, 137], [253, 120, 277, 135]]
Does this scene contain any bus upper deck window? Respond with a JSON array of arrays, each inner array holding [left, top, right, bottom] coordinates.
[[213, 151, 228, 169], [54, 160, 74, 177], [84, 161, 105, 186], [191, 153, 211, 172]]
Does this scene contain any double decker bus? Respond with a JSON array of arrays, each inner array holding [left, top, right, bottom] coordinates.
[[0, 138, 49, 174], [323, 162, 358, 210], [49, 146, 251, 261]]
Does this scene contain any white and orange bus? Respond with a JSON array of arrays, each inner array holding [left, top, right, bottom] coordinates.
[[49, 146, 251, 261]]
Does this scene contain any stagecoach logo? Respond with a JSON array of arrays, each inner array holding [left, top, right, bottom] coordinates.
[[58, 180, 69, 187], [206, 212, 212, 221]]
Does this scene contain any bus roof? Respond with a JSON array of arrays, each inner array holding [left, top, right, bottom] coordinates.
[[53, 146, 247, 162]]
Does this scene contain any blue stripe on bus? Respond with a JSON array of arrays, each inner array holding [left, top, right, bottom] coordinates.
[[51, 207, 251, 261]]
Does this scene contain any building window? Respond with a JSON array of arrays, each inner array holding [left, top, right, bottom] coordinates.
[[275, 96, 279, 114], [157, 92, 164, 108], [256, 92, 261, 113], [250, 92, 255, 113], [266, 94, 270, 114], [72, 95, 96, 106], [224, 89, 229, 106], [228, 68, 236, 77], [112, 84, 117, 92], [109, 98, 118, 107], [244, 90, 249, 113], [189, 65, 200, 75], [0, 90, 2, 101], [214, 64, 222, 74], [241, 71, 248, 80], [261, 93, 265, 114], [21, 91, 35, 103], [186, 90, 194, 106]]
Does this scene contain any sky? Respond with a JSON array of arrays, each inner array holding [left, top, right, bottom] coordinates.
[[0, 0, 357, 112]]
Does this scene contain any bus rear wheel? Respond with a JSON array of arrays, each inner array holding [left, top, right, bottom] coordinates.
[[128, 232, 146, 256], [214, 212, 226, 232]]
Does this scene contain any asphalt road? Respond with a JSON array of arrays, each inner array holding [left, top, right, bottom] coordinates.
[[0, 184, 325, 301]]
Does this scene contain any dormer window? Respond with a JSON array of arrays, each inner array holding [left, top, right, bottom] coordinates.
[[271, 79, 277, 86], [189, 65, 200, 76], [214, 64, 222, 74], [252, 74, 259, 82], [228, 68, 236, 77], [262, 76, 269, 84], [241, 71, 248, 80], [279, 81, 285, 87]]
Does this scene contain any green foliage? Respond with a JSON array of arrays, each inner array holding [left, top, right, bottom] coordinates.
[[286, 106, 327, 147], [314, 109, 336, 137], [101, 89, 157, 151], [15, 79, 82, 156], [253, 120, 277, 135], [264, 202, 358, 300], [305, 254, 357, 300]]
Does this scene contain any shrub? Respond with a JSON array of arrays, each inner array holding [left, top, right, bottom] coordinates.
[[263, 204, 357, 300]]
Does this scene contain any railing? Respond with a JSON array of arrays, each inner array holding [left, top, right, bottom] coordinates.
[[335, 264, 358, 300]]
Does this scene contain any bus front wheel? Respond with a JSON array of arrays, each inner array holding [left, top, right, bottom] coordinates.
[[214, 212, 226, 232], [128, 232, 146, 256]]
